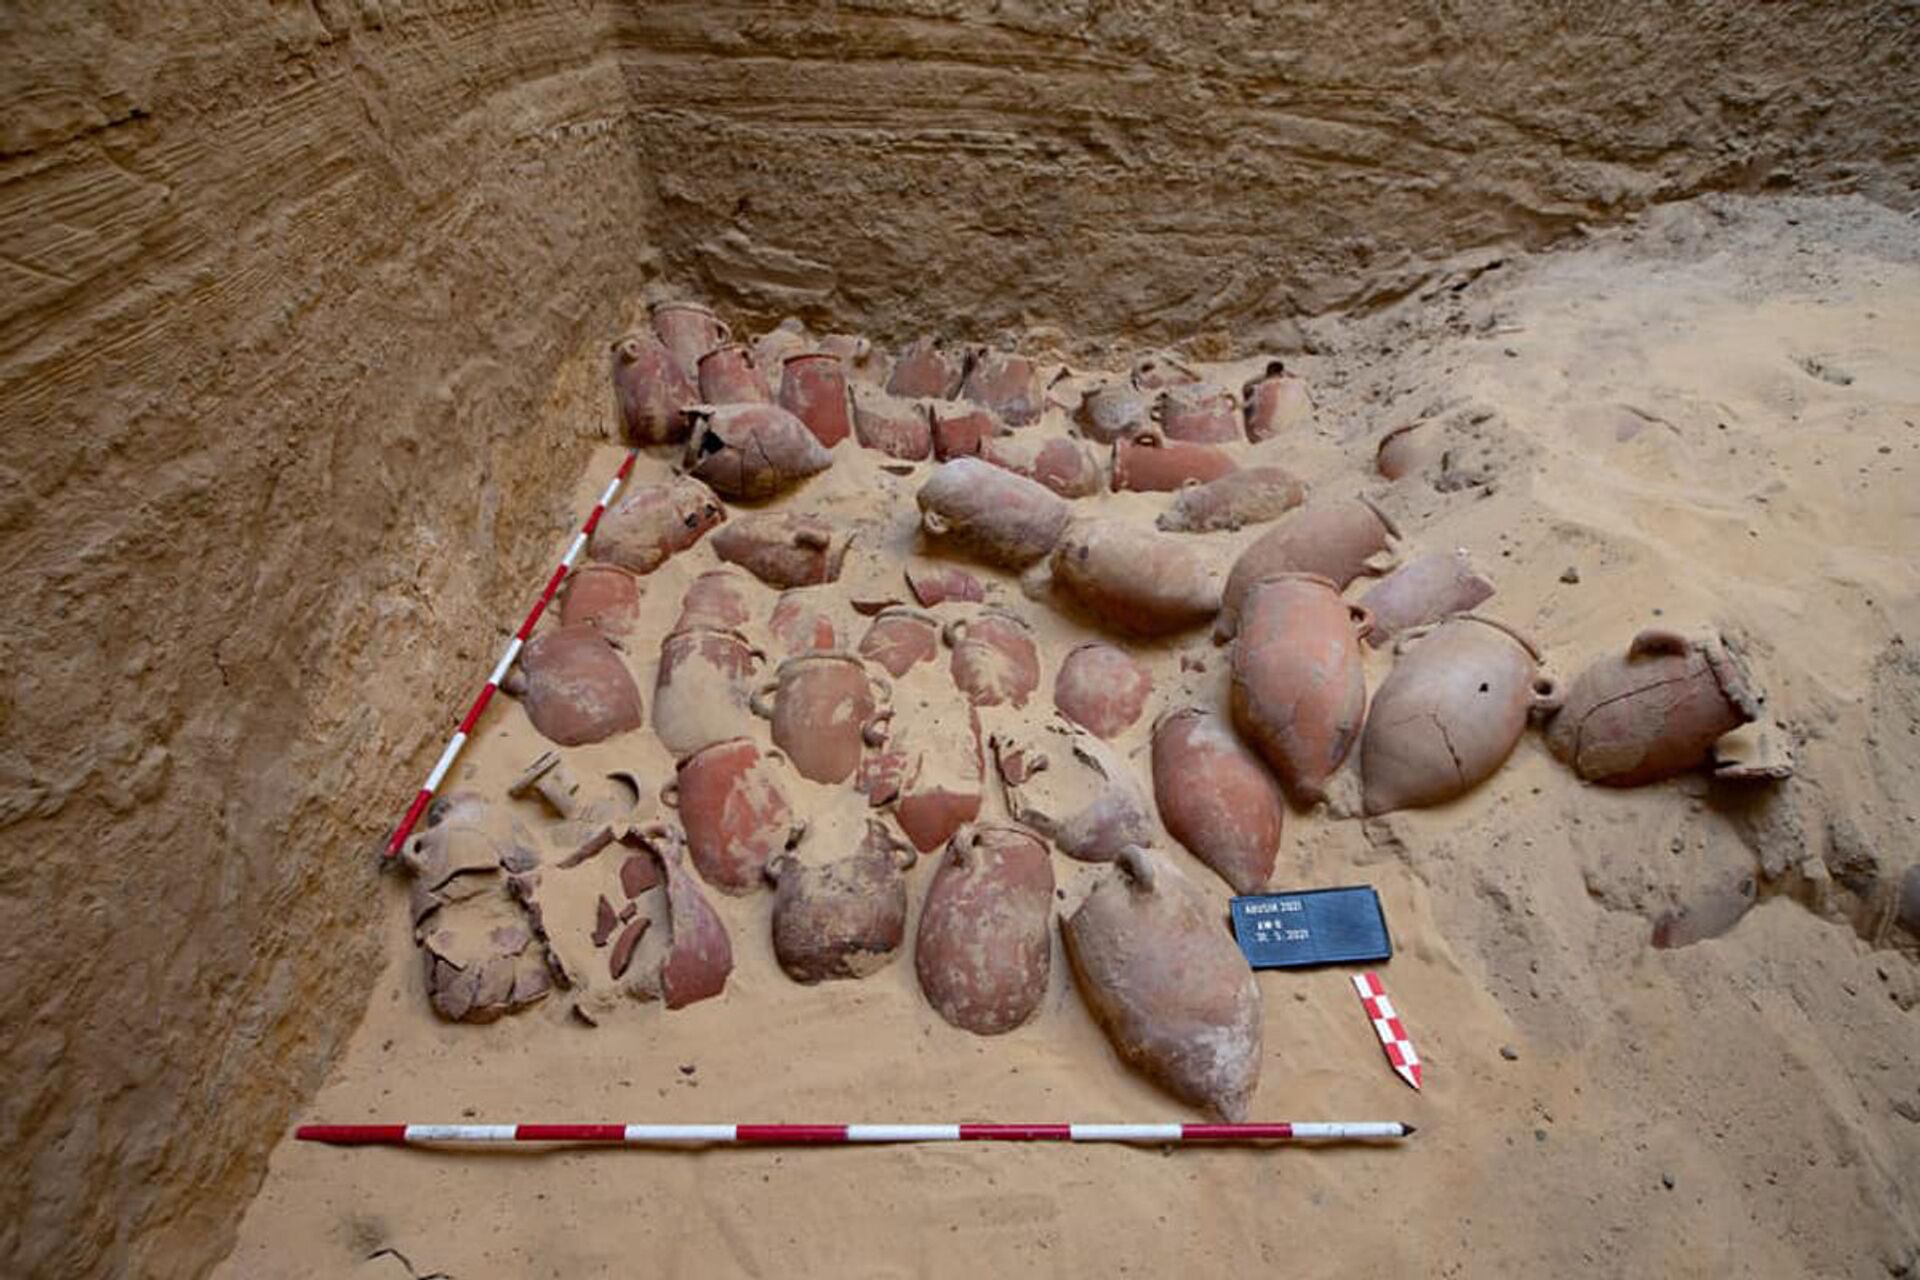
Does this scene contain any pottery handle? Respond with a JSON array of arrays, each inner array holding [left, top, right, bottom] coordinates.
[[748, 679, 780, 720], [940, 617, 969, 647], [1348, 603, 1376, 642], [862, 705, 895, 748], [713, 317, 733, 343], [921, 509, 951, 538], [794, 527, 832, 551], [499, 669, 528, 698], [1116, 845, 1158, 893], [1391, 622, 1434, 654], [1628, 629, 1691, 660], [658, 779, 679, 809], [867, 670, 893, 707], [1528, 674, 1564, 720]]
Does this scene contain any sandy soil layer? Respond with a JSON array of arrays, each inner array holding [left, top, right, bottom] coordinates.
[[219, 196, 1918, 1279]]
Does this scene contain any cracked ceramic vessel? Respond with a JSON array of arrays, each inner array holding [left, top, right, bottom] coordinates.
[[905, 562, 985, 608], [767, 820, 917, 983], [1157, 385, 1244, 444], [1052, 642, 1153, 739], [1156, 466, 1309, 534], [650, 300, 730, 380], [633, 824, 734, 1008], [979, 433, 1103, 498], [778, 352, 854, 448], [860, 693, 984, 852], [1228, 573, 1372, 805], [1242, 364, 1312, 441], [917, 457, 1072, 569], [696, 343, 773, 405], [1061, 846, 1263, 1121], [751, 651, 891, 784], [1362, 614, 1556, 815], [850, 386, 933, 460], [661, 738, 802, 894], [683, 403, 832, 501], [558, 562, 644, 637], [653, 627, 764, 757], [510, 624, 645, 747], [944, 609, 1041, 709], [960, 348, 1044, 426], [914, 824, 1054, 1035], [610, 330, 698, 446], [1217, 496, 1400, 639], [1111, 436, 1238, 492], [992, 730, 1153, 863], [769, 589, 843, 656], [1544, 629, 1760, 786], [589, 475, 726, 575], [1151, 707, 1284, 895], [1051, 518, 1220, 636], [670, 567, 759, 636], [1077, 382, 1152, 444], [1358, 549, 1496, 649], [858, 606, 941, 678], [887, 335, 966, 400], [711, 511, 852, 588]]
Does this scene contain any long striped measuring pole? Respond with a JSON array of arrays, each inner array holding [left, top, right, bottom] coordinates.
[[299, 1121, 1415, 1147], [383, 448, 640, 859]]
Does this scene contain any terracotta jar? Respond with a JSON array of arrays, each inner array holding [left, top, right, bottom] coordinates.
[[650, 301, 730, 380], [588, 476, 726, 575], [914, 825, 1055, 1035], [504, 624, 646, 747], [1051, 518, 1220, 636], [979, 433, 1103, 498], [752, 319, 811, 374], [1077, 382, 1153, 444], [778, 352, 854, 448], [1544, 629, 1760, 786], [861, 691, 984, 852], [1358, 549, 1496, 649], [858, 607, 941, 678], [767, 820, 917, 983], [928, 401, 1008, 462], [1156, 466, 1308, 534], [750, 652, 891, 784], [1242, 363, 1312, 441], [1157, 385, 1244, 444], [711, 511, 852, 588], [1053, 642, 1153, 739], [1061, 847, 1263, 1122], [610, 330, 698, 446], [944, 609, 1041, 709], [819, 333, 890, 386], [652, 627, 765, 758], [1362, 614, 1556, 815], [887, 335, 966, 400], [1217, 496, 1399, 639], [768, 589, 843, 656], [917, 457, 1072, 569], [1375, 421, 1435, 479], [1228, 573, 1372, 805], [696, 343, 773, 405], [1151, 707, 1284, 894], [1111, 436, 1238, 492], [558, 563, 644, 637], [623, 824, 733, 1008], [992, 730, 1153, 863], [682, 403, 832, 501], [850, 386, 933, 460], [960, 348, 1044, 426], [661, 738, 803, 894], [670, 567, 760, 637]]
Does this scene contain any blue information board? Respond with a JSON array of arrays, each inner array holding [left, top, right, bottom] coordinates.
[[1229, 886, 1393, 969]]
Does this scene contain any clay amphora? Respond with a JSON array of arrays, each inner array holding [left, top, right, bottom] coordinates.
[[1077, 382, 1152, 444], [507, 624, 645, 747], [858, 607, 941, 678], [1053, 642, 1153, 739], [1157, 385, 1244, 444], [1061, 847, 1263, 1121], [979, 433, 1103, 498], [683, 403, 832, 501], [652, 627, 764, 757], [661, 738, 803, 894], [1151, 707, 1284, 895], [1052, 518, 1220, 636], [778, 352, 854, 448], [917, 457, 1072, 569], [1375, 421, 1435, 480], [752, 318, 812, 374], [769, 589, 843, 656], [696, 343, 773, 405], [1130, 352, 1201, 391], [1544, 629, 1760, 786], [850, 385, 933, 460], [944, 609, 1040, 709], [961, 348, 1044, 426], [928, 401, 1008, 462], [993, 730, 1153, 863], [711, 512, 852, 588], [861, 692, 984, 852], [905, 562, 985, 607], [767, 820, 917, 982], [589, 475, 726, 575], [1111, 436, 1238, 492], [670, 567, 760, 636], [1362, 614, 1557, 815], [819, 333, 889, 386], [1358, 549, 1495, 649], [1217, 496, 1399, 639], [750, 652, 891, 784], [1229, 573, 1372, 805], [559, 563, 644, 637], [1242, 364, 1312, 441], [1156, 466, 1308, 534], [915, 825, 1055, 1035], [610, 330, 699, 446], [887, 336, 966, 400], [650, 301, 730, 380]]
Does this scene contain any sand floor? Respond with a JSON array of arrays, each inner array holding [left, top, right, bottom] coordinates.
[[217, 195, 1919, 1279]]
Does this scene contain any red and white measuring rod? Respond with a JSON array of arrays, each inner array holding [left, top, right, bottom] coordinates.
[[383, 449, 640, 859], [298, 1121, 1414, 1146]]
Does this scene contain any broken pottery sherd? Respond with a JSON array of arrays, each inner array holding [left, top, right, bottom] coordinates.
[[1216, 496, 1400, 639], [1062, 846, 1263, 1121], [400, 791, 504, 926], [887, 335, 966, 401], [1052, 641, 1153, 739], [1156, 385, 1244, 444], [628, 824, 734, 1008], [683, 403, 832, 501], [862, 691, 985, 851], [750, 651, 891, 784], [1242, 363, 1312, 442], [650, 300, 731, 380], [1544, 629, 1761, 787], [1156, 466, 1309, 534], [589, 475, 726, 575], [610, 330, 699, 446], [558, 562, 645, 637], [711, 512, 853, 588], [652, 627, 764, 758], [778, 352, 854, 448], [960, 348, 1044, 426], [506, 624, 646, 747], [857, 606, 941, 678], [1228, 573, 1371, 805], [905, 562, 986, 608], [1358, 549, 1496, 649], [944, 608, 1041, 709], [917, 457, 1073, 570], [1051, 518, 1220, 636], [696, 343, 773, 405], [914, 824, 1055, 1035], [993, 729, 1154, 863], [1151, 707, 1284, 895], [1111, 436, 1238, 492], [661, 737, 803, 894], [768, 819, 918, 983]]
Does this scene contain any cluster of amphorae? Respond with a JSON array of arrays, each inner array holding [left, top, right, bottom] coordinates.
[[400, 299, 1771, 1121]]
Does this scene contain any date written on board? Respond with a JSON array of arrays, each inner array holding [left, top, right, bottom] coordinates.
[[1229, 886, 1392, 970]]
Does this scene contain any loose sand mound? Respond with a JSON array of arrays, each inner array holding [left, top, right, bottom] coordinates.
[[218, 196, 1917, 1278]]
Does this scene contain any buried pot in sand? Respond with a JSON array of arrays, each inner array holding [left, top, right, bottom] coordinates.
[[767, 818, 918, 984], [660, 738, 804, 895], [711, 511, 852, 588], [1051, 518, 1221, 636], [589, 475, 726, 576], [682, 403, 832, 500], [1229, 573, 1371, 806], [502, 624, 646, 748], [1216, 496, 1400, 639], [1151, 707, 1284, 895], [992, 728, 1154, 863], [610, 330, 698, 446], [914, 824, 1055, 1036], [917, 456, 1072, 569]]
